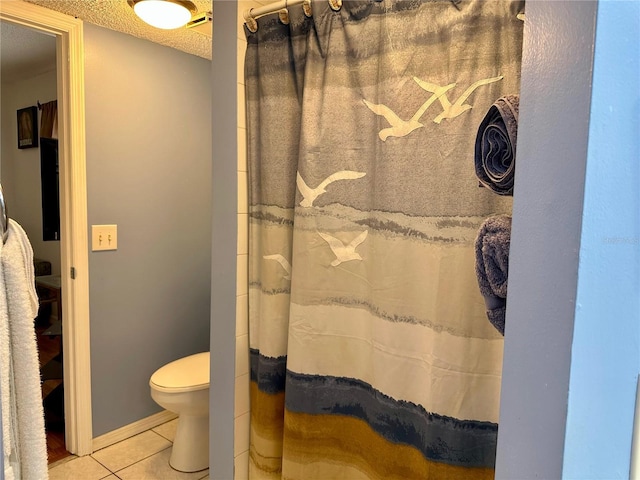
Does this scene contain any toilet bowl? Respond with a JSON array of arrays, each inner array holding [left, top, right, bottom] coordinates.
[[149, 351, 210, 472]]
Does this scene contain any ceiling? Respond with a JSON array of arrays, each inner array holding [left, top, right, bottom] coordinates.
[[0, 21, 57, 83], [1, 0, 212, 83]]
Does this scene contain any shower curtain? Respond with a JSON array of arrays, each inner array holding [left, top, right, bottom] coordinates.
[[245, 1, 523, 478]]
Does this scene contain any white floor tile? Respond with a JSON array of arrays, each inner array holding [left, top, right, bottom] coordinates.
[[153, 418, 179, 442], [91, 430, 171, 472], [48, 455, 112, 480], [117, 448, 208, 480]]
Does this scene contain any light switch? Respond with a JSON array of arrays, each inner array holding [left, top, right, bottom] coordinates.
[[92, 224, 118, 251]]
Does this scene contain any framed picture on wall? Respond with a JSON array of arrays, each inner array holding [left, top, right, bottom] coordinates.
[[17, 106, 38, 149]]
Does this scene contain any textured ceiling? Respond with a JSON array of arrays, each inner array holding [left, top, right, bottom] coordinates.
[[23, 0, 213, 59], [0, 21, 57, 83]]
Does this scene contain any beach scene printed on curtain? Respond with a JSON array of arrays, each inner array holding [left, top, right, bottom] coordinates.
[[245, 1, 524, 478]]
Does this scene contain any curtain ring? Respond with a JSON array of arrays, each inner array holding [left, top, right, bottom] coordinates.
[[328, 0, 342, 12], [279, 6, 290, 24], [244, 8, 258, 33], [279, 0, 290, 24], [302, 0, 313, 17]]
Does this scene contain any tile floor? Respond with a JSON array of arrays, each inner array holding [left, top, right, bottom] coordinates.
[[48, 419, 209, 480]]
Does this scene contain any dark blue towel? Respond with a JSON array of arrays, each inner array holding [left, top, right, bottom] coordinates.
[[474, 94, 519, 196], [475, 215, 512, 335]]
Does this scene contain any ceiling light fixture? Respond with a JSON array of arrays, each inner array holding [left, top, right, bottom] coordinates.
[[127, 0, 198, 30]]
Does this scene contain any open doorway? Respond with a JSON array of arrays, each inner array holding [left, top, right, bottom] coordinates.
[[0, 0, 93, 459], [0, 19, 67, 464]]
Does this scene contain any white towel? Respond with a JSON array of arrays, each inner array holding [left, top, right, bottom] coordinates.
[[1, 220, 48, 480], [0, 380, 12, 480], [0, 233, 17, 480]]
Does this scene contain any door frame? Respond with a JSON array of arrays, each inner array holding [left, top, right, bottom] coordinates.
[[0, 1, 93, 456]]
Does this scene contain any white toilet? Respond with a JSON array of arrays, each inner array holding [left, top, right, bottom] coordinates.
[[149, 351, 210, 472]]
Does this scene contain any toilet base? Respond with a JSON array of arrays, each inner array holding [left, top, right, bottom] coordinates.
[[169, 413, 209, 473]]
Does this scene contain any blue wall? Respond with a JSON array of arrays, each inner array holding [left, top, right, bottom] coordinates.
[[84, 24, 212, 437], [563, 1, 640, 478]]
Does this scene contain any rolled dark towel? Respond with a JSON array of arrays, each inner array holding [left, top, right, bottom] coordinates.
[[475, 215, 512, 335], [474, 94, 519, 196]]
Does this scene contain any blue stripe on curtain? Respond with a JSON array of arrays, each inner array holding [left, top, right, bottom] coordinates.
[[285, 370, 498, 467], [250, 348, 287, 394], [250, 347, 499, 468]]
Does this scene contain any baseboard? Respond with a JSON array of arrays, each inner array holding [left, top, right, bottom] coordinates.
[[92, 410, 178, 452]]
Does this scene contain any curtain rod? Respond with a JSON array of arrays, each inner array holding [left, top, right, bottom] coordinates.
[[244, 0, 523, 25]]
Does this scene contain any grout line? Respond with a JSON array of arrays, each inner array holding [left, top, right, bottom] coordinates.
[[99, 470, 117, 479], [112, 445, 173, 474], [90, 455, 115, 474], [149, 429, 171, 441], [153, 431, 174, 442], [91, 431, 173, 475], [150, 420, 177, 442], [50, 426, 191, 477]]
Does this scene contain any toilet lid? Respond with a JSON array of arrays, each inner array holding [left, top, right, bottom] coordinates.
[[150, 352, 210, 393]]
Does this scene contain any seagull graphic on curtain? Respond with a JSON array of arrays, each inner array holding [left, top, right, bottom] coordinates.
[[263, 254, 292, 280], [413, 75, 504, 123], [319, 230, 369, 267], [362, 81, 455, 141], [296, 171, 366, 207]]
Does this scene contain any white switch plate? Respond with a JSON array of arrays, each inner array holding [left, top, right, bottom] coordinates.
[[92, 224, 118, 251]]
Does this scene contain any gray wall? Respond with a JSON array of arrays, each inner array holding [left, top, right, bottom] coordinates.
[[495, 2, 597, 478], [210, 1, 237, 476], [84, 24, 212, 436]]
